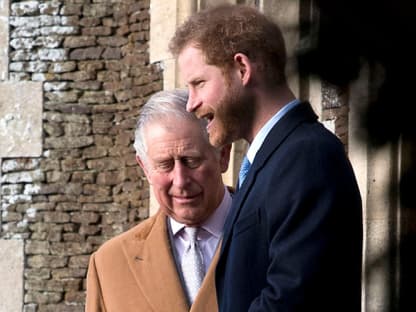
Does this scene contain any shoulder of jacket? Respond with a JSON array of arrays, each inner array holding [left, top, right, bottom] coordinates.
[[95, 211, 164, 255]]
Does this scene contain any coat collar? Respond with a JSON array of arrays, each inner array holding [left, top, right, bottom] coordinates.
[[121, 211, 189, 311], [121, 210, 220, 312]]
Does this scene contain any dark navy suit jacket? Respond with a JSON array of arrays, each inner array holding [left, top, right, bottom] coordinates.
[[216, 102, 363, 311]]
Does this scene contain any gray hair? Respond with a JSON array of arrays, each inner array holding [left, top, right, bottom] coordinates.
[[134, 89, 209, 164]]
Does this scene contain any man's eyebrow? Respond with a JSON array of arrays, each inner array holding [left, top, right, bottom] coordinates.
[[187, 78, 200, 85]]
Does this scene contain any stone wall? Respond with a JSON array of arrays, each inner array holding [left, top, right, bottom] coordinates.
[[321, 82, 350, 149], [0, 0, 162, 311]]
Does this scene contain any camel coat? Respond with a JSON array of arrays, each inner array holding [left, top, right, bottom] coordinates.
[[86, 210, 219, 312]]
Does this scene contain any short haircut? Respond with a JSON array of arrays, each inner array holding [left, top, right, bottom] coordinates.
[[169, 4, 288, 86], [134, 89, 209, 164]]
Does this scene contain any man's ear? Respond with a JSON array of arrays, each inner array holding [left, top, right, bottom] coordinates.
[[233, 53, 252, 86], [136, 155, 152, 184]]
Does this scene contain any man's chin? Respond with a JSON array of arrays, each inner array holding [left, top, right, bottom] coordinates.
[[208, 138, 221, 148], [209, 133, 234, 148], [208, 130, 226, 148]]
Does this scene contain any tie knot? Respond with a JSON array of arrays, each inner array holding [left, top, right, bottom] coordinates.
[[184, 227, 198, 243]]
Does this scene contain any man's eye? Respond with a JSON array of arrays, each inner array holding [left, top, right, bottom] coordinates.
[[182, 157, 201, 169], [197, 81, 205, 88], [194, 80, 205, 88], [156, 161, 173, 172]]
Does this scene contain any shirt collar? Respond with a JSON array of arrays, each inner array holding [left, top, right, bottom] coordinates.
[[169, 186, 232, 239], [246, 99, 301, 163]]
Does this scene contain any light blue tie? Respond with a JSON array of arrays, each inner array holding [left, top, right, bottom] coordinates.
[[238, 155, 251, 188]]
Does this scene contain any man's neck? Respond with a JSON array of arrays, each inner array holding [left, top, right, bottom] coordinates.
[[246, 85, 296, 143]]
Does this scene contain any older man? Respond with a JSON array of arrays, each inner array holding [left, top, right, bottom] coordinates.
[[86, 89, 232, 312]]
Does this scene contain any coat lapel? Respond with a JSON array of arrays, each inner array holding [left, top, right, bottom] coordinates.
[[220, 102, 318, 254], [191, 240, 221, 312], [121, 211, 189, 312]]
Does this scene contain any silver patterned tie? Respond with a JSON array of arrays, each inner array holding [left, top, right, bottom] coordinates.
[[181, 227, 204, 304], [238, 155, 251, 188]]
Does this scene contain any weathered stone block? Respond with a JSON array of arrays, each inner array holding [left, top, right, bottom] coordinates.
[[70, 171, 95, 183], [64, 291, 85, 303], [71, 211, 100, 224], [69, 47, 103, 60], [2, 161, 35, 177], [48, 61, 77, 73], [50, 242, 92, 256], [96, 170, 125, 185], [64, 122, 91, 136], [35, 36, 62, 48], [102, 211, 127, 224], [61, 15, 80, 27], [1, 183, 23, 195], [10, 26, 41, 39], [86, 235, 105, 246], [9, 37, 36, 50], [86, 157, 121, 171], [39, 1, 60, 15], [63, 36, 96, 48], [71, 80, 101, 91], [62, 233, 83, 241], [78, 90, 114, 104], [68, 255, 90, 268], [44, 212, 70, 223], [12, 14, 43, 27], [0, 81, 43, 157], [27, 255, 68, 269], [83, 4, 113, 18], [56, 202, 81, 212], [25, 280, 66, 292], [24, 183, 43, 195], [25, 240, 50, 255], [82, 146, 107, 159], [82, 26, 112, 36], [45, 90, 81, 102], [40, 159, 60, 171], [43, 121, 64, 137], [37, 303, 82, 312], [44, 136, 94, 149], [78, 16, 100, 27], [12, 60, 49, 72], [0, 239, 24, 312], [60, 70, 96, 81], [1, 170, 45, 184], [11, 2, 40, 16], [78, 194, 112, 203], [98, 36, 128, 47], [61, 158, 86, 171], [24, 291, 62, 304], [103, 47, 122, 60], [38, 48, 67, 61], [60, 5, 82, 16], [78, 224, 100, 235], [40, 26, 78, 36]]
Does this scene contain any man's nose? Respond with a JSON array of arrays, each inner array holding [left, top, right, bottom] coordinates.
[[186, 90, 199, 112], [172, 163, 190, 187]]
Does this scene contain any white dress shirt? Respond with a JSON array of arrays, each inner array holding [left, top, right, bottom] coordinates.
[[246, 99, 301, 163], [169, 186, 232, 273]]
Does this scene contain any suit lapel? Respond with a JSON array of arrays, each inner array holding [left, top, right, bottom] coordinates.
[[122, 211, 189, 312], [220, 102, 318, 254]]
